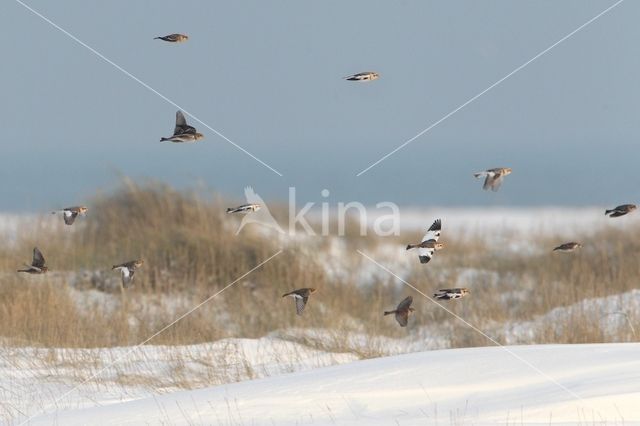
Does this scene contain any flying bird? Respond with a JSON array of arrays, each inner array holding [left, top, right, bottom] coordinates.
[[553, 242, 582, 252], [154, 33, 189, 43], [227, 204, 261, 214], [234, 186, 284, 235], [160, 111, 204, 143], [434, 288, 469, 301], [605, 204, 637, 218], [282, 288, 316, 316], [112, 260, 144, 288], [406, 219, 443, 264], [384, 296, 414, 327], [52, 206, 88, 225], [343, 72, 379, 82], [18, 247, 48, 274], [474, 167, 512, 192]]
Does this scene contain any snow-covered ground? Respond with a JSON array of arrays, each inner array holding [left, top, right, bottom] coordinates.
[[19, 343, 640, 425]]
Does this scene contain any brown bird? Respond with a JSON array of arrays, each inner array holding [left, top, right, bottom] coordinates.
[[154, 33, 189, 43], [605, 204, 637, 218], [52, 206, 88, 225], [553, 242, 582, 252], [434, 288, 469, 301], [282, 288, 316, 315], [344, 71, 380, 82], [112, 260, 144, 288], [18, 247, 49, 274], [474, 167, 512, 192], [384, 296, 414, 327], [406, 219, 444, 264], [160, 111, 204, 143]]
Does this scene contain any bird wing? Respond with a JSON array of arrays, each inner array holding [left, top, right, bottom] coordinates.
[[395, 310, 409, 327], [63, 210, 78, 225], [421, 219, 441, 243], [120, 267, 134, 287], [418, 248, 435, 264], [295, 296, 308, 315], [174, 111, 196, 135], [32, 248, 46, 268], [396, 296, 413, 311]]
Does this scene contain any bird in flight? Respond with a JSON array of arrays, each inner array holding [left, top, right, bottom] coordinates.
[[112, 260, 144, 288], [433, 288, 469, 301], [474, 167, 512, 192], [154, 33, 189, 43], [605, 204, 637, 218], [51, 206, 88, 226], [384, 296, 414, 327], [227, 204, 261, 214], [18, 247, 49, 274], [553, 242, 582, 252], [282, 288, 316, 316], [406, 219, 443, 264], [160, 111, 204, 143], [343, 72, 379, 82]]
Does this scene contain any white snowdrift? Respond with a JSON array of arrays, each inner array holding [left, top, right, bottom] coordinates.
[[26, 343, 640, 425]]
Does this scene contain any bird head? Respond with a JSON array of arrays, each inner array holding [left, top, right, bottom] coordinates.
[[309, 288, 317, 294], [41, 266, 49, 273], [79, 206, 89, 215], [181, 34, 189, 41], [461, 288, 470, 296], [408, 307, 415, 313], [134, 260, 145, 268], [371, 72, 380, 80], [194, 133, 205, 141], [252, 204, 262, 212], [504, 167, 513, 175], [435, 242, 445, 250], [631, 205, 638, 211]]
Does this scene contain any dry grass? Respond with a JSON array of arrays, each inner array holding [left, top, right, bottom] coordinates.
[[0, 181, 639, 352]]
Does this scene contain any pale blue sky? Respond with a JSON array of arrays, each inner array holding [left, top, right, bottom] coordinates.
[[1, 0, 638, 212]]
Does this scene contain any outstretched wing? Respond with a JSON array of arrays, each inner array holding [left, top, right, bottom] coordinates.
[[63, 210, 79, 225], [421, 219, 441, 243], [120, 267, 134, 287], [32, 247, 46, 268], [395, 310, 409, 327], [173, 111, 196, 135], [396, 296, 413, 311], [295, 296, 308, 315]]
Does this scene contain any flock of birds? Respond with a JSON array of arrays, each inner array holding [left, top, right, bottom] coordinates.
[[15, 34, 639, 328]]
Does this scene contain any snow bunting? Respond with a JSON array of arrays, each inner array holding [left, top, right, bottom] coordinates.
[[553, 242, 582, 252], [18, 247, 48, 274], [282, 288, 316, 316], [474, 167, 512, 192], [384, 296, 414, 327], [433, 288, 469, 301], [605, 204, 637, 218], [227, 204, 261, 214], [112, 260, 144, 288], [52, 206, 88, 225], [160, 111, 204, 143], [406, 219, 443, 264], [344, 72, 379, 82], [154, 33, 189, 43]]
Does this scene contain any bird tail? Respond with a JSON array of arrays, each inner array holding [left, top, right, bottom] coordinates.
[[17, 269, 27, 273], [406, 244, 416, 250], [153, 37, 161, 40], [160, 137, 169, 142], [605, 209, 613, 215], [112, 265, 119, 270], [282, 292, 291, 298], [552, 247, 559, 251], [226, 208, 234, 213], [383, 310, 395, 316], [474, 172, 486, 179], [433, 294, 443, 299]]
